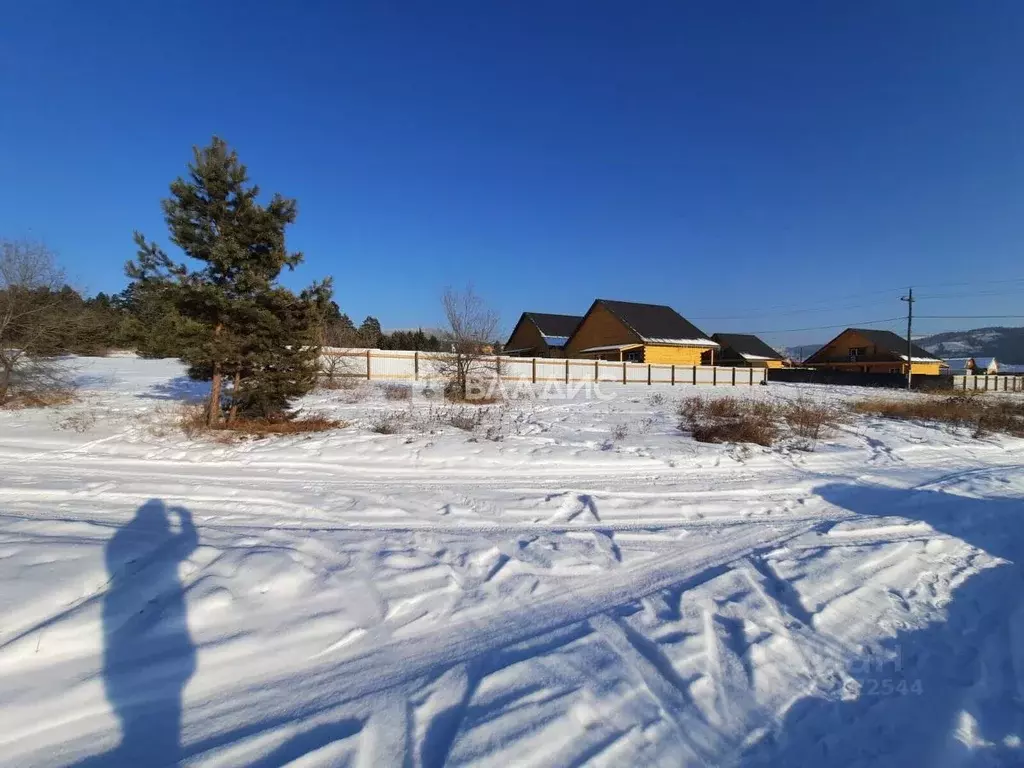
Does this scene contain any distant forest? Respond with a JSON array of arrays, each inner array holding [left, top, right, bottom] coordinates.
[[12, 283, 446, 359]]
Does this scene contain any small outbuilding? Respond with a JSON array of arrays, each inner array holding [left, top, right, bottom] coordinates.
[[709, 333, 786, 368], [803, 328, 946, 376], [503, 312, 582, 358], [564, 299, 718, 364]]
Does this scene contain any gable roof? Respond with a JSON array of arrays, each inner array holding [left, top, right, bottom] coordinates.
[[505, 311, 582, 350], [806, 327, 942, 363], [524, 312, 583, 340], [711, 333, 783, 361], [847, 328, 940, 361], [594, 299, 716, 347]]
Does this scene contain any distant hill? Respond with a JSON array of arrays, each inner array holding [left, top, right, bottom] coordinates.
[[783, 327, 1024, 364], [917, 326, 1024, 363]]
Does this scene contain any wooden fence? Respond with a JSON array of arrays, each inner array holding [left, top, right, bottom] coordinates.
[[321, 349, 768, 387], [952, 374, 1024, 392]]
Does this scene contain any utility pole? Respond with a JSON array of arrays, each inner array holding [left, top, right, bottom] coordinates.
[[901, 287, 914, 390]]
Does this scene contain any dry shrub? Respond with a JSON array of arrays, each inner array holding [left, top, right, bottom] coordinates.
[[678, 395, 745, 421], [369, 410, 408, 434], [427, 403, 484, 431], [335, 382, 371, 404], [443, 378, 503, 405], [853, 393, 1024, 437], [610, 423, 629, 440], [381, 383, 412, 401], [679, 394, 778, 447], [678, 394, 780, 447], [648, 392, 665, 406], [691, 417, 778, 447], [178, 403, 344, 439], [319, 376, 365, 391], [783, 397, 844, 441], [55, 410, 98, 433]]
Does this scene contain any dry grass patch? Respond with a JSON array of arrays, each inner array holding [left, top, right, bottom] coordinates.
[[853, 393, 1024, 437], [1, 388, 76, 410], [179, 404, 345, 440]]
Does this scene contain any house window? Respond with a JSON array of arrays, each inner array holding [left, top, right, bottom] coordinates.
[[849, 346, 867, 361], [625, 350, 642, 362], [889, 367, 900, 374]]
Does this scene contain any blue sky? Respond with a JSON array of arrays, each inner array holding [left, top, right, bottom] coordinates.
[[3, 1, 1023, 345]]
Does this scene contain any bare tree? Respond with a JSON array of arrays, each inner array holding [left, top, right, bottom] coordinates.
[[436, 286, 500, 401], [0, 240, 71, 404]]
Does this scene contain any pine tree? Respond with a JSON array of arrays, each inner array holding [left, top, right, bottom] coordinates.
[[128, 137, 327, 424], [357, 316, 382, 348]]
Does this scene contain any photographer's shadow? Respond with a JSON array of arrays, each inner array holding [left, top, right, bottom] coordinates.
[[86, 499, 198, 766], [742, 482, 1024, 767]]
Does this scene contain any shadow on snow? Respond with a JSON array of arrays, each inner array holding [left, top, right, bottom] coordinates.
[[742, 481, 1024, 767], [140, 376, 210, 402], [75, 499, 198, 767]]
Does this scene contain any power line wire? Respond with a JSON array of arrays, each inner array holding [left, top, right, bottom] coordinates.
[[742, 317, 904, 335], [688, 280, 1024, 321], [916, 315, 1024, 320]]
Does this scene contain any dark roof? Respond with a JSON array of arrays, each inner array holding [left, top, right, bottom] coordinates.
[[524, 312, 583, 339], [711, 333, 783, 360], [595, 299, 714, 344], [847, 328, 939, 360]]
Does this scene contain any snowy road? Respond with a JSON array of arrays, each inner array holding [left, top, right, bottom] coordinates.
[[2, 357, 1024, 766]]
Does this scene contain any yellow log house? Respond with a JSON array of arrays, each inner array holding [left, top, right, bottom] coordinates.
[[710, 333, 786, 368], [503, 312, 582, 358], [803, 328, 946, 376], [564, 299, 719, 364]]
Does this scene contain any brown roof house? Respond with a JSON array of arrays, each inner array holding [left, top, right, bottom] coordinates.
[[709, 333, 786, 368], [803, 328, 946, 376], [564, 299, 718, 364]]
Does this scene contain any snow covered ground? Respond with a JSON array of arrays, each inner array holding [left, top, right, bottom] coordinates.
[[2, 356, 1024, 767]]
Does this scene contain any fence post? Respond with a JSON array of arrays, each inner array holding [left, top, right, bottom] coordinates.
[[731, 367, 736, 386], [594, 359, 599, 382], [532, 358, 537, 384], [495, 355, 501, 378], [671, 364, 675, 386], [622, 361, 627, 385], [366, 349, 372, 380], [749, 367, 754, 385], [692, 365, 697, 385], [565, 359, 569, 385], [647, 364, 652, 385], [414, 351, 419, 381], [985, 375, 989, 391], [974, 375, 978, 391], [712, 367, 717, 386], [963, 375, 968, 391]]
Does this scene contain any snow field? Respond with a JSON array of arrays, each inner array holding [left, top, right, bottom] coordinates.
[[2, 356, 1024, 766]]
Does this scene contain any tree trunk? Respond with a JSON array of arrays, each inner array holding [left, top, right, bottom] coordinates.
[[227, 370, 241, 424], [0, 363, 10, 405], [207, 323, 224, 427]]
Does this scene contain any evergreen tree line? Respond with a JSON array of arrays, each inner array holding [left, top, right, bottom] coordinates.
[[316, 305, 444, 351], [8, 282, 446, 357]]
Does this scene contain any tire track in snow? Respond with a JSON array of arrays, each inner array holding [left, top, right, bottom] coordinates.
[[181, 523, 816, 752]]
